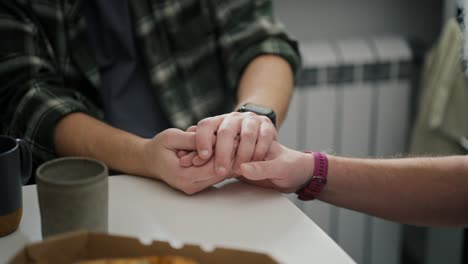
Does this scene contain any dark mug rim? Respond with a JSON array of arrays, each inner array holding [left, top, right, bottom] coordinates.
[[36, 157, 108, 187], [0, 136, 19, 158]]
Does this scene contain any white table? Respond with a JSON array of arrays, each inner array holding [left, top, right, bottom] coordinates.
[[0, 175, 354, 264]]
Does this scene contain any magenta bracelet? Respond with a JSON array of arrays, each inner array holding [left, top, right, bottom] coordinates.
[[297, 152, 328, 201], [311, 152, 328, 179]]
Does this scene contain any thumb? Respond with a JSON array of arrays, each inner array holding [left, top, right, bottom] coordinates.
[[240, 160, 278, 181], [165, 129, 196, 150]]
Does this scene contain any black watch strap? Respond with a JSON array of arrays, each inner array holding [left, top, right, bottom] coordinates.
[[237, 103, 276, 127]]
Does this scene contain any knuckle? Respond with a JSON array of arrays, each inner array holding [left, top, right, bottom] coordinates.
[[187, 125, 197, 132], [243, 111, 256, 117], [217, 126, 236, 137], [261, 126, 276, 137], [260, 116, 271, 123], [244, 115, 260, 126], [163, 128, 179, 141], [166, 127, 176, 132], [241, 129, 257, 141], [197, 118, 212, 127]]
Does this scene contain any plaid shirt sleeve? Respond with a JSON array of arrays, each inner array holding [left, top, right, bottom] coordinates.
[[213, 0, 301, 93], [0, 2, 101, 164]]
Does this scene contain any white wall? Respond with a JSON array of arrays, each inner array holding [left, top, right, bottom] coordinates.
[[273, 0, 443, 44]]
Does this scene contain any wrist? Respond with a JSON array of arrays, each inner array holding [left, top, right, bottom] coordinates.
[[127, 136, 152, 178], [296, 152, 315, 191]]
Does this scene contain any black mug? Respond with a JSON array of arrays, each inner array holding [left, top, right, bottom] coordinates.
[[0, 136, 32, 236]]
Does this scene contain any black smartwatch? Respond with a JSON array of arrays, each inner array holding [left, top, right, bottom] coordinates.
[[237, 103, 277, 127]]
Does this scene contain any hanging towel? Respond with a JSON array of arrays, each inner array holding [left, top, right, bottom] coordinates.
[[410, 18, 468, 155]]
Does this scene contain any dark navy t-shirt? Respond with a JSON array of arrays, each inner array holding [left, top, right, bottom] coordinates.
[[84, 0, 170, 138]]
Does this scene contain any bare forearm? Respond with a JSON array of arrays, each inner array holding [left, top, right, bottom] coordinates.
[[53, 113, 149, 177], [318, 155, 468, 226], [235, 55, 294, 127]]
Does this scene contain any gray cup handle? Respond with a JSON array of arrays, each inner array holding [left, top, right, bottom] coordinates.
[[16, 139, 32, 185]]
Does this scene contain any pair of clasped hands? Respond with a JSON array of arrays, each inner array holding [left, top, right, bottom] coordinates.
[[140, 112, 312, 195]]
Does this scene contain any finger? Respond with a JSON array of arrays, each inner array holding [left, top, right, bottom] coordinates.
[[184, 159, 224, 184], [215, 116, 242, 177], [191, 135, 218, 167], [196, 116, 225, 160], [232, 117, 260, 173], [177, 126, 198, 157], [265, 141, 283, 159], [229, 136, 241, 177], [179, 151, 198, 167], [192, 155, 210, 166], [239, 160, 277, 181], [173, 126, 196, 161], [189, 173, 227, 194], [252, 119, 276, 161], [237, 176, 277, 189], [193, 171, 226, 186], [232, 135, 240, 154], [165, 129, 197, 150], [177, 150, 190, 158], [193, 164, 226, 190]]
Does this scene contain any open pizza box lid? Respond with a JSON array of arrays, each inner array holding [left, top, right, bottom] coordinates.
[[9, 231, 279, 264]]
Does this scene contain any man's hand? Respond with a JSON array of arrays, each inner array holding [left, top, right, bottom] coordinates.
[[238, 141, 314, 193], [179, 112, 277, 178], [53, 114, 227, 195], [141, 128, 228, 195]]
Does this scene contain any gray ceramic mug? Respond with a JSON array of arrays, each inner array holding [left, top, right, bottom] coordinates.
[[0, 136, 31, 237], [36, 157, 108, 238]]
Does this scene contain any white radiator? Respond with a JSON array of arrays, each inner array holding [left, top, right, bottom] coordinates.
[[279, 36, 413, 264]]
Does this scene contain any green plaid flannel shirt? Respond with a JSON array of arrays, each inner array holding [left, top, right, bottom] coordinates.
[[0, 0, 300, 165]]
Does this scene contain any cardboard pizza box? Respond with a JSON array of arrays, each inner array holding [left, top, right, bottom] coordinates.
[[9, 231, 278, 264]]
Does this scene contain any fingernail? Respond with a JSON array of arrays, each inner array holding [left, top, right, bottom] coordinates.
[[216, 166, 226, 175], [200, 150, 210, 158]]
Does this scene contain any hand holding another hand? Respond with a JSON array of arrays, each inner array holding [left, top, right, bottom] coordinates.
[[143, 117, 306, 195], [173, 124, 314, 194], [178, 112, 277, 178], [140, 128, 228, 195]]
